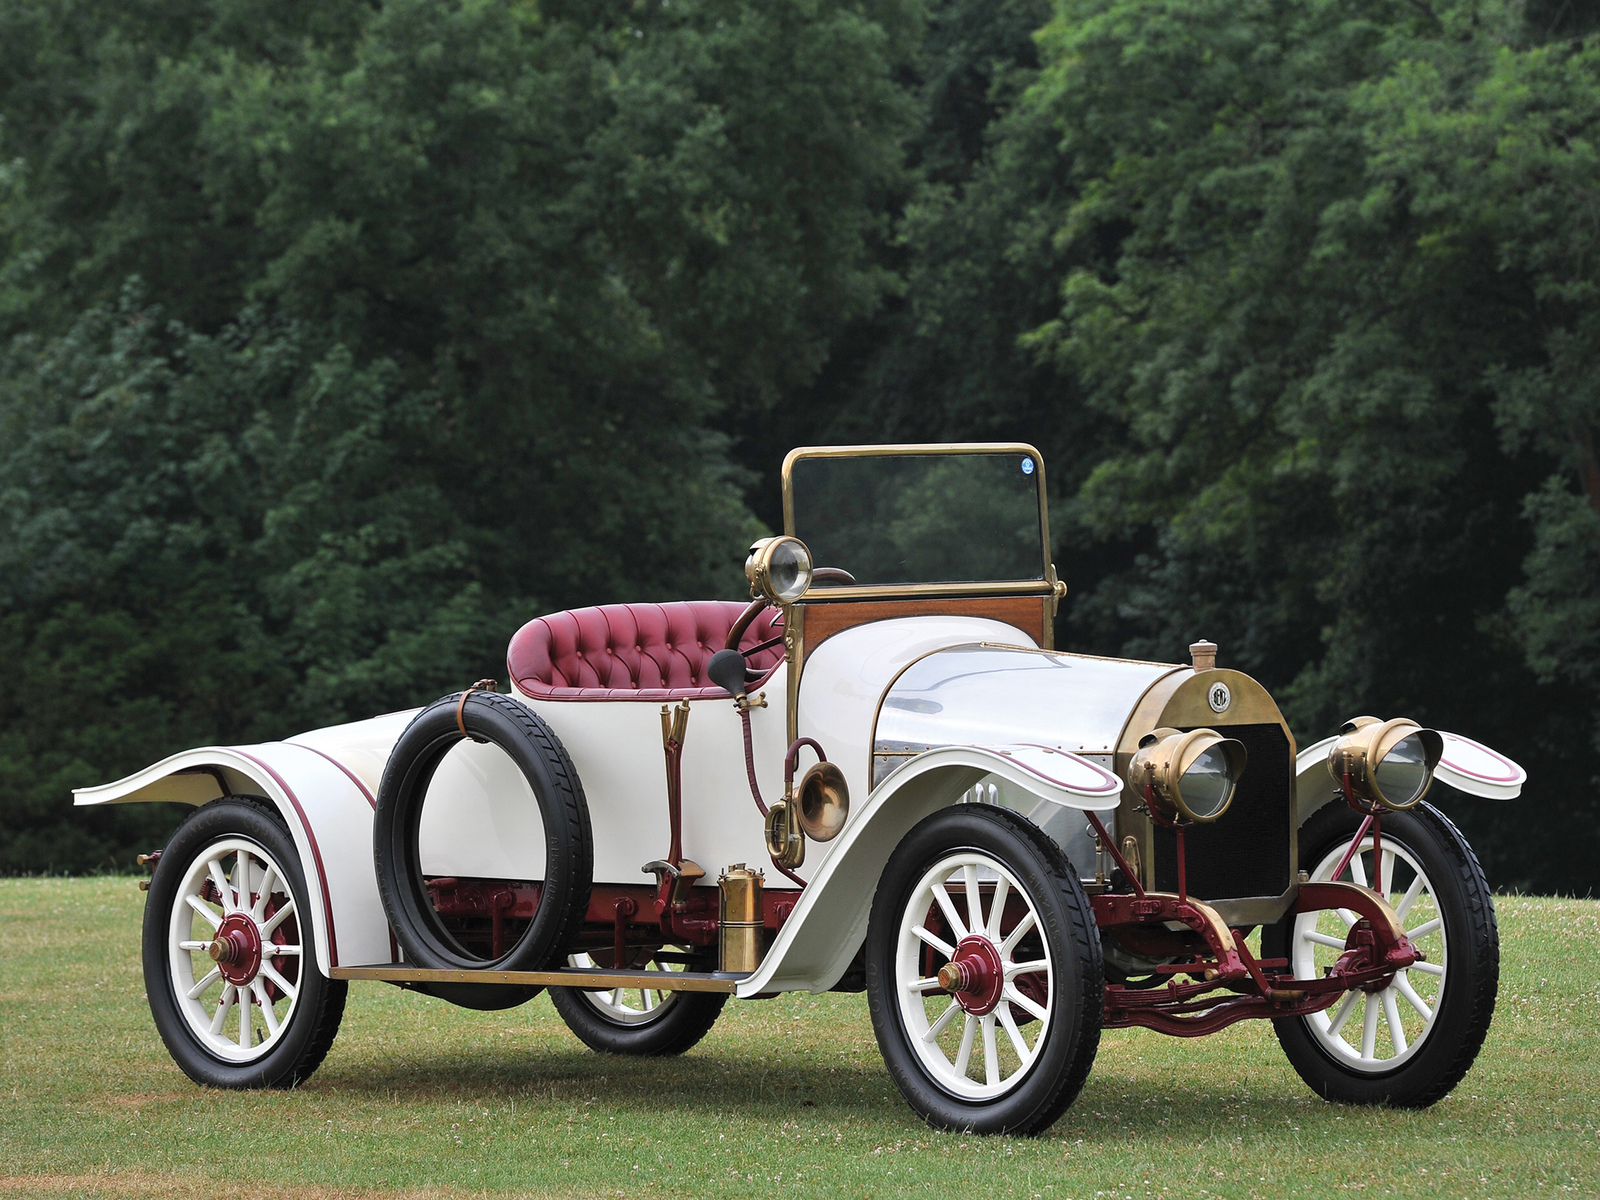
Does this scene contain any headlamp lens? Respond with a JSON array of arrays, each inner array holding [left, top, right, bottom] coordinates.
[[1374, 732, 1431, 809], [1180, 744, 1235, 819], [766, 539, 812, 602]]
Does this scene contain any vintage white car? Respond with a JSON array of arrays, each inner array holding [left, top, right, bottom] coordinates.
[[80, 443, 1525, 1134]]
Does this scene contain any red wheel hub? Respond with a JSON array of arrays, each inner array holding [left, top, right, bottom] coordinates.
[[209, 913, 263, 986], [937, 935, 1004, 1015]]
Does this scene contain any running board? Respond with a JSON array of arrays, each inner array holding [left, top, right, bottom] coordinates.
[[330, 963, 744, 993]]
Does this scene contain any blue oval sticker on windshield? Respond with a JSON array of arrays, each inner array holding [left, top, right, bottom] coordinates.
[[1021, 457, 1035, 475]]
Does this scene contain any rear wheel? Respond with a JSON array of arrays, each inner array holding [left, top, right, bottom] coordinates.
[[865, 805, 1103, 1134], [143, 797, 346, 1088], [1265, 801, 1498, 1107], [549, 947, 726, 1055]]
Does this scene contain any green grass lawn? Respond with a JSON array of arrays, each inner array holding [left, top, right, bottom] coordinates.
[[1, 878, 1596, 1200]]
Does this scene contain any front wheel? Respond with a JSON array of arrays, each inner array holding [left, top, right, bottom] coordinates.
[[865, 804, 1103, 1135], [142, 797, 347, 1088], [1264, 801, 1498, 1107]]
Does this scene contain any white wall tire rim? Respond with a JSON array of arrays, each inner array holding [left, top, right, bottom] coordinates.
[[1293, 835, 1445, 1073], [166, 837, 303, 1063], [894, 851, 1053, 1101], [568, 951, 683, 1025]]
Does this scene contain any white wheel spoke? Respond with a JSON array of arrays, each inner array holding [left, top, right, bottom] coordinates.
[[1004, 958, 1049, 980], [962, 865, 984, 939], [1411, 960, 1444, 977], [254, 981, 281, 1038], [1360, 993, 1379, 1060], [178, 940, 211, 952], [186, 894, 222, 929], [1349, 853, 1368, 889], [208, 859, 235, 913], [1326, 990, 1360, 1037], [267, 943, 302, 956], [953, 1013, 977, 1077], [1408, 917, 1443, 940], [923, 998, 963, 1043], [234, 851, 255, 912], [932, 883, 968, 942], [239, 988, 253, 1048], [210, 985, 235, 1035], [251, 866, 279, 921], [1395, 874, 1426, 922], [999, 911, 1036, 957], [996, 1003, 1032, 1067], [981, 1014, 999, 1087], [639, 989, 652, 1012], [1335, 908, 1358, 927], [186, 967, 221, 1000], [1304, 930, 1348, 951], [259, 961, 298, 1000], [259, 902, 296, 938], [1382, 988, 1407, 1055], [906, 976, 944, 994], [913, 925, 956, 960], [1381, 850, 1395, 897], [987, 875, 1010, 940], [1395, 973, 1434, 1021], [1002, 983, 1048, 1023]]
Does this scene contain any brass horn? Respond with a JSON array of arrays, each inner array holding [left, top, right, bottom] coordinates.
[[796, 760, 849, 842], [766, 739, 851, 869]]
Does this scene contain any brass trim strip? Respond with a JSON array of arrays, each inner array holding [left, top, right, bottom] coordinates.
[[800, 580, 1056, 602], [330, 964, 742, 993]]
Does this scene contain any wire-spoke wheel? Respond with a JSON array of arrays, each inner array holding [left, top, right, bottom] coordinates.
[[867, 805, 1102, 1134], [549, 946, 725, 1056], [1266, 801, 1497, 1108], [143, 797, 346, 1088]]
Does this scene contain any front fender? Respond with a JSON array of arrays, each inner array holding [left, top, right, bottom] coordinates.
[[1296, 729, 1526, 825], [734, 744, 1120, 998]]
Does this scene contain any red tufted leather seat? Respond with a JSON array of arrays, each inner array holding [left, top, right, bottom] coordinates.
[[507, 601, 786, 702]]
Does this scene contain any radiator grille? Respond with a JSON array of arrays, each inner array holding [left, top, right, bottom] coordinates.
[[1153, 722, 1292, 901]]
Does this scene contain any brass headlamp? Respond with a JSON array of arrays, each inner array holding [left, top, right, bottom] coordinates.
[[745, 536, 813, 605], [1327, 716, 1442, 811], [1127, 727, 1247, 824]]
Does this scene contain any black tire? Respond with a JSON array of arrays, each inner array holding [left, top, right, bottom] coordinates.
[[865, 805, 1103, 1135], [374, 690, 593, 1010], [143, 796, 347, 1089], [549, 949, 727, 1056], [1264, 800, 1498, 1107]]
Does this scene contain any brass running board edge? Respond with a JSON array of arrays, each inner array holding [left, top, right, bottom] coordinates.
[[330, 964, 743, 993]]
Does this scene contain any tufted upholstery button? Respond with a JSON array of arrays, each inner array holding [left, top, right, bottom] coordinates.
[[508, 601, 786, 702]]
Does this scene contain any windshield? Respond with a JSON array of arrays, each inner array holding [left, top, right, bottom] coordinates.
[[785, 448, 1048, 589]]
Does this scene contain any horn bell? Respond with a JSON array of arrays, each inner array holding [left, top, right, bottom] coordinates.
[[796, 761, 850, 842]]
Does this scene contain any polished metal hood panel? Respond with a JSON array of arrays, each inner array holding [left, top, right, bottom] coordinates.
[[873, 644, 1182, 787]]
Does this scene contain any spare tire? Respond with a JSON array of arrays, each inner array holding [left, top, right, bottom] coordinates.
[[375, 690, 592, 1009]]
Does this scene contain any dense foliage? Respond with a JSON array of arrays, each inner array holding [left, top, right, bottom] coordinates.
[[2, 0, 1596, 892]]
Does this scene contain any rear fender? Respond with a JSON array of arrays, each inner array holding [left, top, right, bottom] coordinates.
[[74, 734, 408, 976], [1296, 730, 1526, 826], [734, 744, 1120, 998]]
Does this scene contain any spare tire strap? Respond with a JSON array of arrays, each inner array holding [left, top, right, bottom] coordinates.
[[457, 679, 499, 742]]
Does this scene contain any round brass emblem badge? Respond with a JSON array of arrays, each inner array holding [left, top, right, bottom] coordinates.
[[1207, 681, 1232, 714]]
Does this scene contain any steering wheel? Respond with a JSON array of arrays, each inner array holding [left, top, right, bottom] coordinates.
[[717, 567, 856, 685]]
